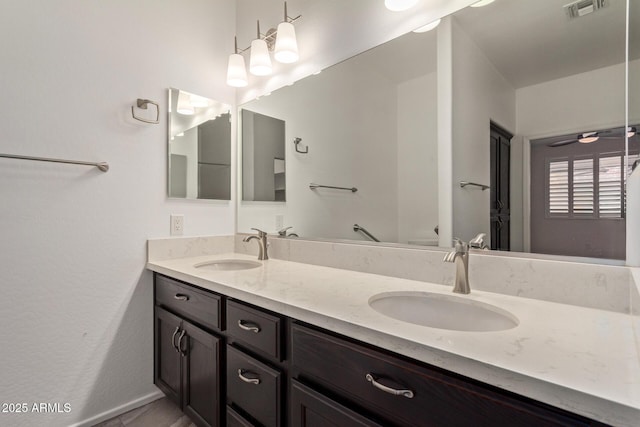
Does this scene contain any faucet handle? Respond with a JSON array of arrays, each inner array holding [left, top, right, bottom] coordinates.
[[251, 228, 267, 238], [469, 233, 488, 249], [278, 226, 292, 236], [452, 238, 467, 252]]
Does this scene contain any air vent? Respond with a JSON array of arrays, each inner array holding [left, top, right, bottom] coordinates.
[[564, 0, 608, 19]]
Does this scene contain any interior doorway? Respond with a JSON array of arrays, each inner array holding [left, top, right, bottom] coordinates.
[[490, 123, 513, 251]]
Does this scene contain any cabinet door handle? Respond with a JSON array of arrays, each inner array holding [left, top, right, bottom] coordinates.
[[174, 294, 190, 301], [171, 326, 181, 353], [237, 320, 261, 333], [237, 369, 261, 385], [177, 330, 187, 356], [365, 373, 414, 399]]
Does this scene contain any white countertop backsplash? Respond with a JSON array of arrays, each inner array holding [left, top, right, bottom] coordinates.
[[147, 235, 640, 427]]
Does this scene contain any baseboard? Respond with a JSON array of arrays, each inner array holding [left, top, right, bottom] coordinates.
[[68, 389, 164, 427]]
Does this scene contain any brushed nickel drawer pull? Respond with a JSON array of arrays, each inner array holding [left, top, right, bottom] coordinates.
[[365, 373, 414, 399], [174, 294, 190, 301], [238, 369, 261, 385], [171, 326, 181, 353], [177, 330, 187, 356], [237, 320, 261, 333]]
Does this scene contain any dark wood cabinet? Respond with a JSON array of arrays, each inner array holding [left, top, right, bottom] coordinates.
[[153, 273, 604, 427]]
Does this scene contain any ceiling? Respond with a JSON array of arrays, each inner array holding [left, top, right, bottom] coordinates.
[[335, 0, 636, 89], [453, 0, 636, 89]]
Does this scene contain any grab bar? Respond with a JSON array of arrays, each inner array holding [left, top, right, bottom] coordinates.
[[310, 183, 358, 192], [353, 224, 380, 242], [460, 181, 489, 191], [0, 153, 109, 172]]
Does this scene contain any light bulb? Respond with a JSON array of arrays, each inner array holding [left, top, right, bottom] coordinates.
[[250, 39, 272, 76], [384, 0, 419, 12], [226, 53, 248, 87], [274, 21, 299, 63], [413, 18, 441, 33]]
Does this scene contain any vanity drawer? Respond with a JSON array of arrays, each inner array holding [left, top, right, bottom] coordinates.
[[227, 345, 282, 427], [226, 300, 283, 360], [155, 274, 221, 331], [291, 324, 589, 427], [227, 406, 256, 427]]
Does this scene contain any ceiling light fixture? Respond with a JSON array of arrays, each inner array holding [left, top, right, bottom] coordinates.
[[578, 132, 599, 143], [250, 21, 273, 76], [226, 3, 302, 87], [384, 0, 419, 12], [470, 0, 496, 7], [274, 2, 299, 64], [413, 18, 441, 33], [226, 37, 248, 88]]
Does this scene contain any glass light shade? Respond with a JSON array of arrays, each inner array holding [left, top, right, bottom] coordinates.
[[413, 19, 441, 33], [176, 92, 195, 115], [579, 132, 599, 143], [226, 53, 248, 87], [274, 22, 299, 64], [384, 0, 418, 12], [250, 39, 272, 76], [628, 127, 636, 137]]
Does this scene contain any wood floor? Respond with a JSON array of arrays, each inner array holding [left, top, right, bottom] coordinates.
[[93, 398, 195, 427]]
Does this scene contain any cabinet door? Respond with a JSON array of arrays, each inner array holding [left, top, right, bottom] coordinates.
[[180, 320, 221, 427], [154, 307, 182, 406], [291, 380, 382, 427]]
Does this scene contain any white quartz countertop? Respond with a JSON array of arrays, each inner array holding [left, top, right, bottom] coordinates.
[[147, 253, 640, 426]]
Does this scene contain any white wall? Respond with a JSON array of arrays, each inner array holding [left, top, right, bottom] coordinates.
[[397, 72, 439, 244], [171, 129, 198, 199], [451, 18, 517, 242], [0, 1, 235, 426]]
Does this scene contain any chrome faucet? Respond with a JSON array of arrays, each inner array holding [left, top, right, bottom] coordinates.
[[469, 233, 488, 249], [243, 228, 269, 260], [443, 239, 470, 294]]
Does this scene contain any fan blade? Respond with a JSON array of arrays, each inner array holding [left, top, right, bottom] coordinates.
[[547, 138, 577, 147]]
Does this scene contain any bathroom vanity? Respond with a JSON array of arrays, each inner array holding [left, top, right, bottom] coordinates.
[[147, 239, 640, 427]]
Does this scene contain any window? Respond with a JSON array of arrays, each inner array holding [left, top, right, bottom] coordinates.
[[546, 152, 637, 219]]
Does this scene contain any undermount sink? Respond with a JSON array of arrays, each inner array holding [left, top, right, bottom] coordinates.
[[368, 291, 518, 332], [194, 259, 262, 271]]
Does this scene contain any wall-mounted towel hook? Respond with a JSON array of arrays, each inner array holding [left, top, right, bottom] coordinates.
[[131, 99, 160, 124], [293, 137, 308, 154]]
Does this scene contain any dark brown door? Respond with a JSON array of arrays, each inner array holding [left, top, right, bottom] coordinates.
[[181, 321, 221, 427], [154, 307, 182, 407], [490, 123, 512, 251]]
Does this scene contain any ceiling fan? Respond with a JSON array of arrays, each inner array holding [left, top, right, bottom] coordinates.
[[546, 126, 637, 147]]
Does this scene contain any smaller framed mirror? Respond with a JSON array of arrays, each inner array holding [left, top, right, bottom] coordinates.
[[241, 109, 286, 202], [168, 88, 232, 200]]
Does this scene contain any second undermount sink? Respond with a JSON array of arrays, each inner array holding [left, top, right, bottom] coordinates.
[[194, 259, 262, 271], [368, 291, 518, 332]]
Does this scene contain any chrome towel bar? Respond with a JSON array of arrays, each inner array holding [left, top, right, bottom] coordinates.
[[310, 183, 358, 192], [0, 153, 109, 172]]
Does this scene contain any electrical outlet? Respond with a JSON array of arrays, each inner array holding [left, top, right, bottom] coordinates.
[[171, 214, 184, 236], [275, 214, 284, 230]]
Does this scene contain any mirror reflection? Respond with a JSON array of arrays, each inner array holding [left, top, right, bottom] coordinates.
[[168, 88, 232, 200], [238, 0, 638, 261], [241, 109, 286, 202]]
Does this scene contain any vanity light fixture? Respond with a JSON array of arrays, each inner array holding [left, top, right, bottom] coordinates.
[[578, 132, 599, 143], [250, 21, 273, 76], [384, 0, 419, 12], [226, 3, 302, 87], [226, 37, 249, 88], [471, 0, 496, 7], [274, 2, 299, 64], [413, 18, 441, 33], [628, 127, 637, 138]]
